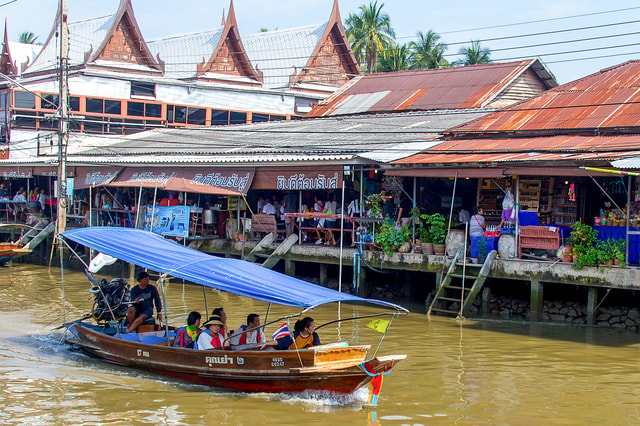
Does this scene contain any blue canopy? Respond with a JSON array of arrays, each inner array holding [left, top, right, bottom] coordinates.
[[62, 227, 408, 312]]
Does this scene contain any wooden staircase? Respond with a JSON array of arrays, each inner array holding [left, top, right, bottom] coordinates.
[[427, 249, 497, 318]]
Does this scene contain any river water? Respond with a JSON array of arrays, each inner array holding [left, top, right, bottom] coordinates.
[[1, 263, 640, 425]]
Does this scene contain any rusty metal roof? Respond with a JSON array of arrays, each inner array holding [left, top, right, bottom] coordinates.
[[393, 135, 640, 165], [306, 59, 556, 117], [450, 60, 640, 135]]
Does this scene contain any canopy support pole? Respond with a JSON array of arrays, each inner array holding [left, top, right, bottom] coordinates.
[[150, 184, 158, 233], [202, 287, 209, 317], [135, 183, 143, 229], [626, 174, 632, 263]]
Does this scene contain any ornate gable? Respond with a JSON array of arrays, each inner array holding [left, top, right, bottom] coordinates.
[[0, 21, 17, 75], [197, 0, 262, 83], [89, 0, 162, 72], [291, 0, 359, 88]]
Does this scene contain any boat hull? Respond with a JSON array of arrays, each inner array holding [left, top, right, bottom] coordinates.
[[66, 323, 405, 394], [0, 243, 30, 264]]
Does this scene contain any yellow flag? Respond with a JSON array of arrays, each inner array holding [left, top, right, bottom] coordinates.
[[366, 319, 390, 334]]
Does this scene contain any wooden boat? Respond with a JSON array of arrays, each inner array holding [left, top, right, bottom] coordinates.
[[61, 227, 408, 399], [0, 242, 31, 264]]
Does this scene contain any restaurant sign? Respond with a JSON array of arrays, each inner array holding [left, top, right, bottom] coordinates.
[[112, 168, 255, 195], [253, 168, 343, 190], [75, 167, 122, 189]]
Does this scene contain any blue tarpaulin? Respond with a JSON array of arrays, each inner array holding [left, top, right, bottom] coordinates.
[[62, 227, 407, 312]]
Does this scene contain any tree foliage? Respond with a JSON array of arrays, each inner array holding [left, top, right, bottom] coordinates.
[[345, 1, 395, 73], [18, 31, 38, 44], [377, 42, 411, 72], [454, 40, 491, 66], [409, 30, 449, 69]]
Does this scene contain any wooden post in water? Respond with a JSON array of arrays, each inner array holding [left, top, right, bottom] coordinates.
[[319, 263, 328, 286], [530, 279, 544, 321], [285, 259, 295, 276], [357, 267, 367, 297], [586, 287, 597, 325], [482, 286, 491, 314]]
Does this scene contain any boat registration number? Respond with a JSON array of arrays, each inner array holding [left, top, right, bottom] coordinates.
[[271, 357, 285, 367]]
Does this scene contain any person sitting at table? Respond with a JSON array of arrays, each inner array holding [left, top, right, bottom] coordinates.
[[0, 182, 7, 199], [321, 194, 338, 246]]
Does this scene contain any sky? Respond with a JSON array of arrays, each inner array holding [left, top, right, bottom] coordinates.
[[1, 0, 639, 85]]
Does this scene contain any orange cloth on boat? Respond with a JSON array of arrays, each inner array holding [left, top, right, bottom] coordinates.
[[288, 333, 315, 350]]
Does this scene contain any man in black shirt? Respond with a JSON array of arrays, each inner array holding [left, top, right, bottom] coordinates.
[[125, 271, 162, 333]]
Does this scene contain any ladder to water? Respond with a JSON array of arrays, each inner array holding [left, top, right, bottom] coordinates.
[[427, 249, 497, 317]]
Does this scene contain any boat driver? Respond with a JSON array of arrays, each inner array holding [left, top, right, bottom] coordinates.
[[125, 271, 162, 333]]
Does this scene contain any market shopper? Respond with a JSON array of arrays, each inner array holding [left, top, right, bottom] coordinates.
[[469, 206, 486, 237]]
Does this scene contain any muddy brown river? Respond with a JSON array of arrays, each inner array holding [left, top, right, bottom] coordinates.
[[1, 263, 639, 425]]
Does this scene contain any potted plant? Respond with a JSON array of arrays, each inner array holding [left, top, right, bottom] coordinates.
[[418, 213, 434, 255], [364, 193, 383, 219], [569, 222, 599, 270], [427, 213, 447, 255]]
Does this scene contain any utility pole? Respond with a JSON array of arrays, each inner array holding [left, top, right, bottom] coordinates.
[[56, 0, 68, 235]]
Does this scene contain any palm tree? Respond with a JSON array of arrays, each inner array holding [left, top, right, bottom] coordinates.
[[377, 43, 411, 72], [409, 30, 449, 69], [454, 40, 491, 66], [345, 1, 396, 73], [18, 31, 38, 44]]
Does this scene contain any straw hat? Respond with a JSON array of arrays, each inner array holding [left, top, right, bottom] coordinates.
[[202, 315, 224, 327]]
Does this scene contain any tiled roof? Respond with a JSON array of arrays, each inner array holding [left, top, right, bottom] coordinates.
[[148, 29, 224, 79], [242, 23, 327, 89], [28, 15, 114, 73]]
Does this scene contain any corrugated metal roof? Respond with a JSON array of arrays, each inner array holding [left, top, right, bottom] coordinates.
[[148, 29, 224, 79], [393, 135, 640, 165], [307, 59, 557, 117], [451, 60, 640, 134], [62, 110, 488, 165], [611, 157, 640, 170]]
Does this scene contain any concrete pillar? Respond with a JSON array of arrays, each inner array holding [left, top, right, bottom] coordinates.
[[285, 259, 295, 276], [530, 279, 543, 322], [587, 286, 597, 325], [357, 267, 367, 297], [319, 264, 328, 286], [435, 271, 442, 288], [482, 286, 491, 314]]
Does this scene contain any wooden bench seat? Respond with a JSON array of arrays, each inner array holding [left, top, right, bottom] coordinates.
[[250, 214, 285, 240], [519, 226, 560, 258]]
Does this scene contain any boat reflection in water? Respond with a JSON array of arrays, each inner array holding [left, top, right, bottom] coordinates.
[[61, 227, 408, 401]]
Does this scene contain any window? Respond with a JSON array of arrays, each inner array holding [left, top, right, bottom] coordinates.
[[40, 94, 59, 110], [146, 103, 161, 118], [211, 109, 229, 125], [131, 81, 155, 97], [127, 101, 145, 117], [86, 98, 103, 114], [269, 115, 286, 121], [104, 100, 121, 115], [187, 107, 206, 125], [229, 111, 246, 125], [252, 113, 268, 123], [167, 105, 187, 123], [69, 96, 80, 112], [14, 91, 36, 109]]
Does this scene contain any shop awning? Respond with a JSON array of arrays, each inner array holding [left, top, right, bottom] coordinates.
[[0, 165, 32, 178], [385, 167, 504, 178], [32, 166, 75, 178], [252, 167, 343, 190], [75, 167, 122, 189], [110, 167, 254, 195]]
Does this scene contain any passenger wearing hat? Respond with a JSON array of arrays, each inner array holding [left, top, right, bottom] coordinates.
[[196, 315, 226, 350], [125, 271, 162, 333]]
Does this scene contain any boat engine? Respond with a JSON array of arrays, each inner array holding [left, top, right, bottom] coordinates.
[[90, 278, 131, 323]]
